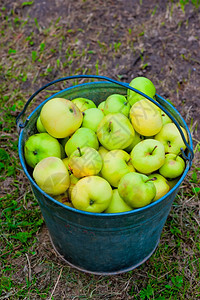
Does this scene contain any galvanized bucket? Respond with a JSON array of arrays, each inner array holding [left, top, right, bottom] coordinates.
[[17, 75, 194, 275]]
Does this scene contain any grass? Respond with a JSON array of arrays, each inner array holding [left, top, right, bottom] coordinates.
[[0, 1, 200, 299]]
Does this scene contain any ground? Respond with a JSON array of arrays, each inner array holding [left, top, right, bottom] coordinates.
[[0, 0, 200, 299]]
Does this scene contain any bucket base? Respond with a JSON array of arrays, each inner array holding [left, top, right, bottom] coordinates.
[[49, 234, 160, 275]]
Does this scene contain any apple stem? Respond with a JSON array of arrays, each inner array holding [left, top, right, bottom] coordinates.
[[167, 141, 171, 148], [68, 166, 73, 175], [127, 157, 132, 164], [77, 147, 82, 157], [145, 177, 157, 183], [62, 196, 71, 204], [150, 145, 157, 155], [175, 152, 180, 160], [108, 121, 112, 132]]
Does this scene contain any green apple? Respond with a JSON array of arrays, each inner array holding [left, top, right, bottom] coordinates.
[[59, 143, 66, 159], [98, 146, 109, 160], [71, 97, 96, 111], [62, 157, 69, 169], [24, 133, 61, 168], [159, 153, 185, 179], [68, 173, 79, 199], [127, 76, 156, 106], [36, 115, 47, 133], [53, 191, 74, 208], [65, 127, 99, 157], [98, 101, 105, 113], [104, 189, 132, 213], [118, 172, 156, 208], [101, 150, 135, 187], [82, 108, 104, 132], [40, 98, 83, 138], [71, 176, 113, 213], [124, 131, 144, 153], [148, 173, 170, 201], [68, 147, 103, 178], [97, 113, 135, 150], [161, 111, 172, 125], [33, 157, 70, 195], [98, 146, 109, 177], [154, 123, 188, 155], [104, 94, 130, 117], [131, 139, 165, 174], [59, 136, 69, 149], [62, 157, 79, 198], [130, 99, 163, 136]]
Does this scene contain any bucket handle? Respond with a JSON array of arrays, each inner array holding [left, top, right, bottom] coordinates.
[[16, 74, 194, 166]]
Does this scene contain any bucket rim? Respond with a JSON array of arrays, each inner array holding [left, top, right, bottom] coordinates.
[[18, 81, 193, 217], [25, 81, 127, 118], [21, 81, 194, 165]]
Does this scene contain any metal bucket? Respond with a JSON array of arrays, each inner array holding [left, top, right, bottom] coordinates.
[[17, 75, 194, 275]]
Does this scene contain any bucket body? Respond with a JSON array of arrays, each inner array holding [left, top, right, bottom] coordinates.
[[18, 82, 192, 275]]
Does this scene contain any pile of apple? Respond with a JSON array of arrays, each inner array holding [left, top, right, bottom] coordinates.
[[24, 76, 188, 213]]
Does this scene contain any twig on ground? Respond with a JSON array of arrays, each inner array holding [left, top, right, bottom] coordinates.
[[25, 253, 32, 282], [48, 267, 63, 300]]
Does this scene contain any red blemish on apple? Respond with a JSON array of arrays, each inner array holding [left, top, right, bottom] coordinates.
[[167, 141, 171, 147], [62, 197, 69, 203], [145, 153, 150, 157]]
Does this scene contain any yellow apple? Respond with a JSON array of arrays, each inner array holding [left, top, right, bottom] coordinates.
[[71, 176, 112, 213], [104, 189, 132, 213], [68, 147, 103, 178], [40, 98, 83, 138], [154, 123, 188, 155], [130, 99, 163, 136], [33, 157, 70, 195], [53, 191, 74, 208], [98, 146, 109, 160], [148, 173, 170, 201], [36, 115, 47, 133], [68, 174, 79, 199], [62, 157, 79, 199], [101, 149, 135, 187], [62, 157, 69, 169]]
